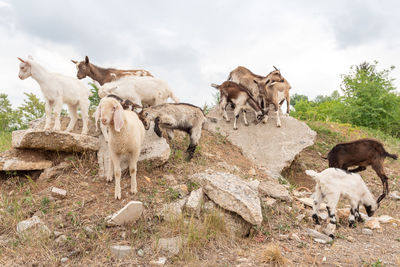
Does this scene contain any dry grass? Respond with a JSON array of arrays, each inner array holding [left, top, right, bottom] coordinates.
[[259, 243, 290, 266]]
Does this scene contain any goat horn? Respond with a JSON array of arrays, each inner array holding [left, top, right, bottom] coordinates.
[[273, 66, 279, 71], [71, 59, 78, 64], [17, 57, 25, 63]]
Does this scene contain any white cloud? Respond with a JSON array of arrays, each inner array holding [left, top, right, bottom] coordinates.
[[1, 0, 400, 110]]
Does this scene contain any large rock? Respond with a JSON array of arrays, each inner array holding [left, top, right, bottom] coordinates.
[[16, 216, 50, 235], [191, 170, 262, 225], [185, 188, 203, 216], [97, 121, 171, 177], [29, 116, 100, 137], [0, 148, 52, 171], [12, 130, 100, 152], [258, 180, 292, 201], [206, 107, 316, 178]]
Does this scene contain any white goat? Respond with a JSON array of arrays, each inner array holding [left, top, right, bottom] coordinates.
[[18, 56, 90, 134], [98, 76, 179, 107], [306, 168, 378, 228], [95, 97, 145, 199]]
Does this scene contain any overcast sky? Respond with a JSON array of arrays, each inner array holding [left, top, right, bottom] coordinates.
[[1, 0, 400, 108]]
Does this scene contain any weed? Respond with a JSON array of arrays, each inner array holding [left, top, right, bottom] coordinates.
[[40, 197, 50, 214], [187, 181, 199, 192], [166, 187, 180, 202], [370, 259, 383, 267], [259, 243, 289, 266]]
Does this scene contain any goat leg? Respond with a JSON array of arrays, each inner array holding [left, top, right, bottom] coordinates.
[[186, 144, 196, 161]]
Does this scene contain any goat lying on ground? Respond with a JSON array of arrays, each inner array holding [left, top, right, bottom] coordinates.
[[71, 56, 152, 85], [327, 138, 398, 203], [138, 103, 206, 160], [253, 80, 291, 127], [94, 97, 145, 199], [211, 81, 264, 130], [98, 76, 179, 107], [18, 56, 90, 134], [306, 168, 378, 230]]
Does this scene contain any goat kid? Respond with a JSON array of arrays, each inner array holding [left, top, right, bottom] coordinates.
[[306, 168, 378, 230], [18, 56, 90, 134], [211, 81, 264, 130], [327, 138, 398, 203], [94, 97, 145, 199], [139, 103, 206, 160], [253, 80, 291, 127], [71, 56, 152, 85]]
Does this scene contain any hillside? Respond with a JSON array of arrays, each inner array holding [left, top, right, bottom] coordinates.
[[0, 120, 400, 266]]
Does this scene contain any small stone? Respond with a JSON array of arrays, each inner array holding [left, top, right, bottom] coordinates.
[[84, 226, 94, 234], [53, 231, 63, 238], [158, 237, 181, 255], [51, 187, 67, 199], [362, 228, 373, 235], [389, 191, 400, 200], [55, 235, 67, 243], [297, 197, 313, 207], [106, 201, 143, 226], [150, 257, 167, 266], [17, 216, 50, 234], [378, 215, 394, 224], [322, 256, 327, 262], [323, 223, 336, 237], [305, 228, 332, 243], [319, 212, 328, 220], [290, 233, 301, 242], [137, 248, 144, 257], [248, 168, 256, 176], [60, 257, 68, 263], [365, 218, 381, 229], [336, 208, 350, 221], [263, 197, 277, 207], [203, 200, 216, 212], [314, 238, 327, 244], [110, 245, 132, 259], [79, 182, 89, 187], [185, 188, 203, 216], [279, 234, 289, 240], [346, 236, 355, 242], [163, 174, 177, 185], [160, 198, 187, 222], [296, 214, 305, 222], [121, 231, 126, 239]]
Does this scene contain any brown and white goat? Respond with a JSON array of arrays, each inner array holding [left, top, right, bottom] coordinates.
[[138, 103, 206, 160], [253, 80, 291, 127], [327, 138, 398, 203], [71, 56, 153, 85], [211, 81, 264, 130], [228, 66, 286, 110]]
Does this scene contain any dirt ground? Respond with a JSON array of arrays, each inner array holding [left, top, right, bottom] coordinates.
[[1, 122, 400, 266]]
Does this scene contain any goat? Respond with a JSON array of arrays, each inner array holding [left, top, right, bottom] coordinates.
[[327, 138, 398, 203], [18, 56, 90, 134], [138, 103, 206, 160], [71, 56, 153, 85], [228, 66, 287, 110], [306, 168, 378, 230], [211, 81, 264, 130], [94, 97, 145, 199], [253, 80, 291, 127], [98, 76, 179, 107]]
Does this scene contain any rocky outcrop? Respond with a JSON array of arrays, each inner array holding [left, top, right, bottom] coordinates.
[[190, 170, 262, 225], [206, 107, 316, 178], [0, 148, 52, 171], [12, 130, 100, 152]]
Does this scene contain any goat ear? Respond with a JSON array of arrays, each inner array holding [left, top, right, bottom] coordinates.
[[113, 104, 124, 132], [265, 79, 270, 85], [71, 59, 78, 64], [17, 57, 25, 63], [85, 56, 89, 64], [94, 105, 101, 132]]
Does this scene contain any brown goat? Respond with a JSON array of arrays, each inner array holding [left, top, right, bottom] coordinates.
[[71, 56, 153, 85], [228, 66, 286, 110], [327, 138, 398, 203], [211, 81, 264, 130]]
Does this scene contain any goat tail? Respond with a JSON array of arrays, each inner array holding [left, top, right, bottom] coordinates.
[[305, 170, 320, 181], [211, 83, 219, 89], [384, 151, 398, 160]]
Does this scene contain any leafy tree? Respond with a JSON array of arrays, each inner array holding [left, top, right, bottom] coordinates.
[[0, 93, 20, 131], [341, 61, 400, 136], [290, 93, 308, 107], [17, 92, 45, 127]]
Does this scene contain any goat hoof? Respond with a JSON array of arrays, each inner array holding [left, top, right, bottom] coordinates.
[[276, 123, 281, 128], [130, 189, 137, 195], [115, 191, 121, 200], [233, 127, 238, 130], [244, 123, 249, 126]]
